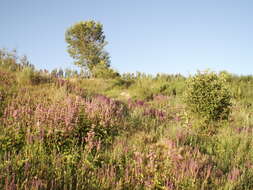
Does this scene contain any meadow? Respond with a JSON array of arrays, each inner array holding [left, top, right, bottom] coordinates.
[[1, 49, 253, 190]]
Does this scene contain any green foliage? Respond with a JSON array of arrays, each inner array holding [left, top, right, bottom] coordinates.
[[126, 73, 185, 100], [91, 60, 119, 79], [4, 46, 253, 189], [184, 71, 232, 122], [0, 125, 25, 153], [17, 67, 34, 84], [17, 67, 51, 85], [65, 20, 110, 73]]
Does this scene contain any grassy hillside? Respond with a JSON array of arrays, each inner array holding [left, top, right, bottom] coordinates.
[[1, 49, 253, 189]]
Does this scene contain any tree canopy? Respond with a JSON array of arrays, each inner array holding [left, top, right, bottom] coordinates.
[[65, 20, 110, 73]]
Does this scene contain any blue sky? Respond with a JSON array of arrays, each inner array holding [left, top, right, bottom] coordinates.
[[1, 0, 253, 75]]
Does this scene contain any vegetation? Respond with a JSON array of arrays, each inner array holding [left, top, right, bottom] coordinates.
[[65, 20, 110, 75], [184, 71, 232, 122], [1, 21, 253, 189], [184, 71, 232, 133]]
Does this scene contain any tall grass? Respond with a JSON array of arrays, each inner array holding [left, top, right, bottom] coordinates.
[[1, 49, 253, 189]]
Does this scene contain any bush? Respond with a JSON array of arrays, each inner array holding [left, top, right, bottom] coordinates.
[[17, 67, 35, 85], [184, 71, 232, 122], [91, 61, 119, 79], [17, 67, 51, 85]]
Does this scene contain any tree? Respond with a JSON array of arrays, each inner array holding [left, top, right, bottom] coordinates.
[[65, 20, 110, 73]]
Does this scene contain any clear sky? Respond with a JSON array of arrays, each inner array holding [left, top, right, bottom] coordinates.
[[1, 0, 253, 75]]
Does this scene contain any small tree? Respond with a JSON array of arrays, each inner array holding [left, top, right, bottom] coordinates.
[[184, 71, 232, 123], [65, 20, 110, 74]]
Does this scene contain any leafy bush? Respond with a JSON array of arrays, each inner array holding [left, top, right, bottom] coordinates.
[[17, 67, 51, 85], [91, 61, 119, 79], [17, 67, 35, 85], [184, 71, 232, 122]]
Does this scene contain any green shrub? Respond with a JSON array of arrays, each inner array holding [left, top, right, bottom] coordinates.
[[184, 71, 232, 122], [17, 67, 51, 85], [91, 61, 119, 79], [17, 67, 35, 85], [30, 71, 51, 85]]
